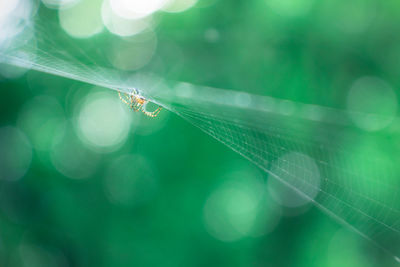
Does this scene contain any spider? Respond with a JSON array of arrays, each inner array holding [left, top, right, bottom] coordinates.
[[118, 89, 162, 118]]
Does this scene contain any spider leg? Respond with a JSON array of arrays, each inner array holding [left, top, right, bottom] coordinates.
[[118, 91, 131, 106], [141, 106, 162, 118]]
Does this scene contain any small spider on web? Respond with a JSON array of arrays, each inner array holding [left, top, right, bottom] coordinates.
[[118, 89, 162, 118]]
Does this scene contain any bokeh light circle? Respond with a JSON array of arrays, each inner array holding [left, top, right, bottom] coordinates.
[[204, 28, 220, 43], [326, 229, 371, 267], [107, 31, 157, 71], [102, 0, 153, 37], [203, 165, 280, 242], [204, 188, 260, 241], [76, 91, 131, 152], [59, 0, 104, 38], [51, 123, 99, 179], [267, 152, 320, 208], [320, 0, 376, 35], [347, 76, 397, 131], [0, 126, 32, 181], [110, 0, 168, 19]]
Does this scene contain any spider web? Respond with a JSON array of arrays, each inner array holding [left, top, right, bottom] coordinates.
[[157, 87, 400, 259], [2, 11, 400, 261]]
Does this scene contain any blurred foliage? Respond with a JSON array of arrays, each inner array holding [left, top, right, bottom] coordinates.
[[0, 0, 400, 266]]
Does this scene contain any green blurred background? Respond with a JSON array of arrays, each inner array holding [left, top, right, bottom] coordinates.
[[1, 0, 400, 266]]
